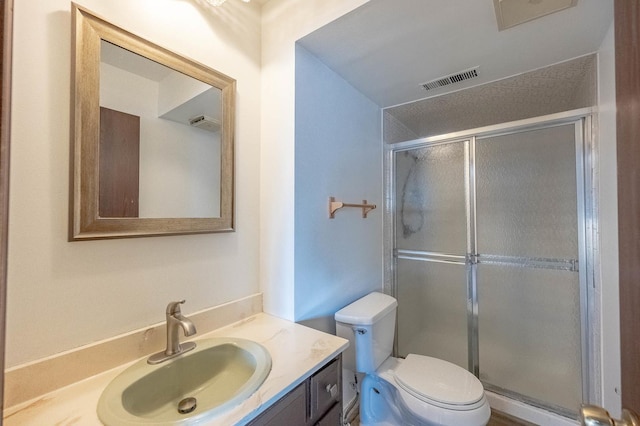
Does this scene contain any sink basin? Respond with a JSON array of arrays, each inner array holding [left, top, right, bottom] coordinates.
[[97, 337, 271, 425]]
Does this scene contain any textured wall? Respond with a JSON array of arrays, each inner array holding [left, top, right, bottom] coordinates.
[[384, 55, 597, 143]]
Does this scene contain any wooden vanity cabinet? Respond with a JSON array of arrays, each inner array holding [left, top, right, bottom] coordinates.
[[249, 356, 342, 426]]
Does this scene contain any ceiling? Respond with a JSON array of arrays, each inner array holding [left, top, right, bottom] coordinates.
[[298, 0, 613, 108], [101, 41, 221, 128], [101, 41, 172, 82]]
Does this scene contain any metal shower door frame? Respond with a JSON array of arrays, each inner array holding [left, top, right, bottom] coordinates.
[[383, 108, 599, 416]]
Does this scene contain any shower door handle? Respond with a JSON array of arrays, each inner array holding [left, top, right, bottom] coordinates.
[[580, 404, 640, 426]]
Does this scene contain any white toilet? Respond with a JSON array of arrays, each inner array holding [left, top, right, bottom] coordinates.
[[335, 292, 490, 426]]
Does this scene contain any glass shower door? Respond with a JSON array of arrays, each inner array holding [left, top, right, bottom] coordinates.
[[474, 124, 583, 414], [395, 141, 470, 370], [391, 120, 586, 416]]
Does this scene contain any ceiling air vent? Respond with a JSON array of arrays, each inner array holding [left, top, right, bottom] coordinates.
[[189, 115, 220, 132], [420, 67, 479, 91]]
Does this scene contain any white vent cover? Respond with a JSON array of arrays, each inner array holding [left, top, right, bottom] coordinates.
[[189, 115, 220, 132], [420, 67, 479, 91], [493, 0, 578, 31]]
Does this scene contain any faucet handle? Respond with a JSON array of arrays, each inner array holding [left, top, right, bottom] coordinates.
[[166, 300, 186, 315]]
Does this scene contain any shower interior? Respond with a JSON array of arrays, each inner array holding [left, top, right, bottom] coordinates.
[[383, 55, 598, 419]]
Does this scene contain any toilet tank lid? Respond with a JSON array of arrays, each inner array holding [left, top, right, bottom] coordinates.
[[335, 292, 397, 325]]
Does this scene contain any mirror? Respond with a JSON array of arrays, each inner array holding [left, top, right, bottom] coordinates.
[[70, 4, 235, 240]]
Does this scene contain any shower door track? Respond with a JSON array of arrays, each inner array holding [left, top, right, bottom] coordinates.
[[383, 108, 599, 417]]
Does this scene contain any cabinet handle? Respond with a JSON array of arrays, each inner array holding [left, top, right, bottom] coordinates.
[[325, 384, 338, 399]]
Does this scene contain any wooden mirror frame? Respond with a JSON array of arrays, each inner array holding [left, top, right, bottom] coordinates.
[[70, 4, 235, 240]]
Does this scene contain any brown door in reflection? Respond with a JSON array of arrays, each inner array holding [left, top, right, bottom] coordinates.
[[99, 107, 140, 218]]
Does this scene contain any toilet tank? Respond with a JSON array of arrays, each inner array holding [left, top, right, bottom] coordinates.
[[335, 292, 397, 373]]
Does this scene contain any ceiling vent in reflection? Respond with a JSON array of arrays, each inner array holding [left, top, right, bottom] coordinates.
[[420, 67, 479, 91], [189, 115, 220, 132]]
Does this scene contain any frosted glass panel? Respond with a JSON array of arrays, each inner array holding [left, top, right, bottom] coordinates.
[[397, 258, 468, 369], [395, 143, 466, 254], [476, 124, 578, 259], [478, 264, 582, 412]]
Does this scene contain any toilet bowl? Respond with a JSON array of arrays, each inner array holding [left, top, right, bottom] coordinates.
[[335, 292, 490, 426]]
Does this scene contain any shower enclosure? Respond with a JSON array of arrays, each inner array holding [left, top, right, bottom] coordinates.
[[385, 111, 594, 418]]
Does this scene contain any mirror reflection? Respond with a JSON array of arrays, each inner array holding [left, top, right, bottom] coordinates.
[[70, 4, 235, 240], [99, 41, 222, 219]]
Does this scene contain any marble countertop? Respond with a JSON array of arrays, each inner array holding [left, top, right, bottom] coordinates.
[[4, 313, 349, 425]]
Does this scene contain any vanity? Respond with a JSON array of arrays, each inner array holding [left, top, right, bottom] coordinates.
[[249, 356, 342, 425], [4, 313, 348, 425]]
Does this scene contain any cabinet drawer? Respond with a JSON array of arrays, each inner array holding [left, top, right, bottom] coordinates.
[[315, 401, 341, 426], [248, 382, 307, 426], [310, 357, 341, 421]]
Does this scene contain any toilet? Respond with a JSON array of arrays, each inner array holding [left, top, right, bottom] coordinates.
[[335, 292, 490, 426]]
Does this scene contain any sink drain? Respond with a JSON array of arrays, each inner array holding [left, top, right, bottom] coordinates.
[[178, 397, 197, 414]]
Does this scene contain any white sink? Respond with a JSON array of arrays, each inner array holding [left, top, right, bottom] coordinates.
[[97, 337, 272, 425]]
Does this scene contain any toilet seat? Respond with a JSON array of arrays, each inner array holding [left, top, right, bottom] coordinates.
[[394, 354, 485, 411]]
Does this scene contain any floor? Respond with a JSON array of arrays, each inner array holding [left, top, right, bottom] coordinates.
[[488, 410, 538, 426], [349, 410, 537, 425]]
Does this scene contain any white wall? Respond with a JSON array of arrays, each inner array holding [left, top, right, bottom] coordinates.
[[101, 62, 221, 218], [293, 45, 382, 332], [9, 0, 372, 367], [260, 0, 370, 320], [597, 22, 622, 416], [7, 0, 262, 367], [9, 4, 619, 413]]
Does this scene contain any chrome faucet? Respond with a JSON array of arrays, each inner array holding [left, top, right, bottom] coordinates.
[[148, 300, 197, 364]]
